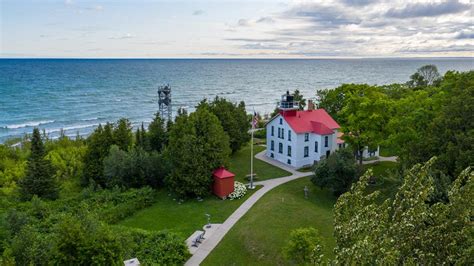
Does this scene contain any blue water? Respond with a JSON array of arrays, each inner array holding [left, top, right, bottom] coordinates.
[[1, 58, 472, 142]]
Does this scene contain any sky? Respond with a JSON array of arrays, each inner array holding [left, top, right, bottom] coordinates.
[[1, 0, 473, 58]]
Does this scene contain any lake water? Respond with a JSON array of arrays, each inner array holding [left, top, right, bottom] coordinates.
[[1, 58, 472, 142]]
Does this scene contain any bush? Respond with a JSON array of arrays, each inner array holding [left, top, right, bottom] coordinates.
[[283, 227, 324, 264], [311, 148, 358, 196], [118, 226, 190, 265]]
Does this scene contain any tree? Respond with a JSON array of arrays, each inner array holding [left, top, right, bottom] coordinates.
[[316, 85, 352, 123], [198, 97, 250, 153], [113, 118, 132, 151], [166, 108, 231, 197], [407, 65, 441, 87], [311, 148, 358, 196], [333, 158, 473, 264], [389, 71, 473, 178], [338, 84, 392, 164], [148, 114, 167, 152], [81, 123, 114, 187], [52, 213, 123, 265], [103, 145, 166, 188], [18, 128, 58, 200], [283, 227, 324, 265]]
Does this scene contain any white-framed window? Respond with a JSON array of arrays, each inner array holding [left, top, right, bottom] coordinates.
[[282, 129, 284, 139], [279, 118, 283, 125], [287, 145, 291, 156], [271, 126, 274, 136], [288, 130, 291, 141], [278, 143, 283, 154], [315, 141, 318, 152], [324, 136, 329, 147], [304, 146, 309, 157], [270, 140, 274, 151], [305, 133, 309, 142]]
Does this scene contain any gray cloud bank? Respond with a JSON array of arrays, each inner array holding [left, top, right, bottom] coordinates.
[[223, 0, 473, 57]]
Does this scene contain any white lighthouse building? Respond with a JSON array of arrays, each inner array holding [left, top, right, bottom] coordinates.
[[265, 91, 342, 168]]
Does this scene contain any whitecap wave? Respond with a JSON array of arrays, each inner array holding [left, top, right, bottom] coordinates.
[[6, 120, 55, 129], [46, 123, 99, 134]]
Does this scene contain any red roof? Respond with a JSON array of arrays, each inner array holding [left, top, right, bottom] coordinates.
[[281, 109, 340, 134], [213, 167, 235, 179]]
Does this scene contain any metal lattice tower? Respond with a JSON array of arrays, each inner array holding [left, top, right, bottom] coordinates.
[[158, 84, 172, 123]]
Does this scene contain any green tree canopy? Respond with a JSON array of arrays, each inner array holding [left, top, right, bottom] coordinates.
[[407, 64, 441, 88], [311, 148, 358, 196], [339, 84, 392, 164], [333, 158, 473, 264], [18, 128, 58, 200], [148, 114, 167, 152], [165, 108, 231, 197], [197, 96, 250, 153]]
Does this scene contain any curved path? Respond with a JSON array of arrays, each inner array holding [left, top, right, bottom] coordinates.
[[362, 156, 398, 165], [185, 150, 312, 265]]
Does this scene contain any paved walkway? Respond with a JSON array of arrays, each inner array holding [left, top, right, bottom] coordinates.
[[362, 156, 398, 165], [185, 150, 312, 266]]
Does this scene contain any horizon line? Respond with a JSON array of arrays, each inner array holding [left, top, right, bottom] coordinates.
[[1, 56, 473, 60]]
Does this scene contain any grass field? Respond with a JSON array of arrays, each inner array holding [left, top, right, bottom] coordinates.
[[118, 186, 261, 238], [228, 143, 291, 183], [119, 143, 288, 238], [202, 177, 337, 265]]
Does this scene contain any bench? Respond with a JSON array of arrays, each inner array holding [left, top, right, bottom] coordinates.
[[191, 231, 206, 247]]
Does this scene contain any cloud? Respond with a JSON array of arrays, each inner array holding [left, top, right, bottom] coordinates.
[[109, 33, 135, 40], [282, 3, 361, 28], [455, 31, 474, 39], [256, 16, 275, 24], [193, 10, 204, 16], [385, 0, 469, 18], [238, 19, 250, 26], [340, 0, 377, 7], [223, 0, 473, 57], [397, 44, 474, 53]]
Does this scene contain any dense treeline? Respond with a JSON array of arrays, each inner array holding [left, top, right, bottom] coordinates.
[[0, 96, 250, 264], [313, 66, 473, 264], [317, 67, 473, 177], [1, 187, 189, 265]]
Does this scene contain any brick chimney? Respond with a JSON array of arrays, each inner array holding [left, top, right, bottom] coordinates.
[[307, 100, 315, 111]]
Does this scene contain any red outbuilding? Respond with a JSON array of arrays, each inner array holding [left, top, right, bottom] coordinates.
[[212, 167, 235, 199]]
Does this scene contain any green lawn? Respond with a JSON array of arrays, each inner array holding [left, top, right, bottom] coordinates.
[[228, 143, 291, 183], [203, 177, 337, 266], [118, 186, 261, 238], [363, 161, 401, 201], [118, 143, 288, 238]]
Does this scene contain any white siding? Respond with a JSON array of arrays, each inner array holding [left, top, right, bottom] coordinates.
[[266, 115, 295, 166], [266, 114, 340, 168]]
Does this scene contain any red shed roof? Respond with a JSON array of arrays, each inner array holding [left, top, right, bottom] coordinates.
[[213, 167, 235, 179], [281, 109, 340, 134]]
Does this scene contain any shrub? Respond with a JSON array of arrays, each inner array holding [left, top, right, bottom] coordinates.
[[283, 227, 324, 265], [311, 148, 358, 196], [117, 226, 190, 265]]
